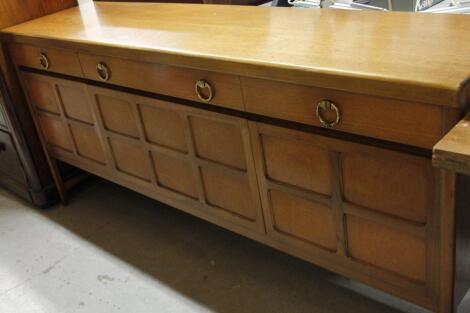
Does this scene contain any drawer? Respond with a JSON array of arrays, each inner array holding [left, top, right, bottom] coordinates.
[[242, 77, 443, 149], [79, 53, 244, 110], [9, 43, 83, 77], [0, 130, 26, 184]]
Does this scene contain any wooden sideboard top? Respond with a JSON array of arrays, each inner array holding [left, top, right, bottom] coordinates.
[[2, 2, 470, 107]]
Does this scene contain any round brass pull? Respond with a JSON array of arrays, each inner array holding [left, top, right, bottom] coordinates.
[[315, 100, 341, 128], [195, 79, 214, 103], [38, 53, 50, 70], [96, 62, 110, 81]]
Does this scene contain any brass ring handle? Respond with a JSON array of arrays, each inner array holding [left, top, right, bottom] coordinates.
[[96, 62, 110, 81], [315, 100, 341, 128], [38, 53, 50, 70], [195, 79, 213, 103]]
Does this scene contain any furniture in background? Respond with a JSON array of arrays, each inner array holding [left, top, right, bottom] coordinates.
[[0, 0, 78, 206]]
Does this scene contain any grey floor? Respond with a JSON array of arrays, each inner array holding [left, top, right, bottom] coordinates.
[[0, 178, 460, 313]]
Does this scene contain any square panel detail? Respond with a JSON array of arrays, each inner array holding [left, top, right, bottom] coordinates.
[[57, 84, 93, 124], [69, 125, 106, 164], [25, 77, 60, 115], [261, 134, 332, 196], [190, 116, 246, 170], [96, 94, 139, 138], [201, 167, 256, 221], [109, 138, 151, 182], [269, 189, 337, 251], [38, 115, 73, 152], [140, 103, 188, 153], [152, 151, 197, 198], [342, 152, 432, 223], [346, 215, 426, 283]]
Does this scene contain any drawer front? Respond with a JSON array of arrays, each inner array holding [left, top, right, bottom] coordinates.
[[250, 122, 436, 295], [243, 77, 443, 149], [79, 53, 244, 110], [0, 130, 26, 184], [10, 43, 83, 77]]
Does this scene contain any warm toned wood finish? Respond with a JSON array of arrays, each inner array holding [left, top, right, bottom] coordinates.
[[243, 77, 444, 149], [4, 2, 470, 106], [7, 42, 449, 149], [10, 43, 83, 77], [17, 67, 459, 312], [79, 53, 243, 109], [6, 3, 470, 312], [249, 122, 442, 308], [89, 86, 263, 227], [433, 114, 470, 175], [346, 216, 426, 282], [21, 72, 265, 233], [342, 151, 433, 223]]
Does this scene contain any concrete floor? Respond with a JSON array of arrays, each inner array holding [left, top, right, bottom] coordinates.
[[0, 178, 456, 313]]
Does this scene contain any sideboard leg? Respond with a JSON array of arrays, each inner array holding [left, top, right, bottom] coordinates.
[[453, 174, 470, 313], [47, 156, 68, 205]]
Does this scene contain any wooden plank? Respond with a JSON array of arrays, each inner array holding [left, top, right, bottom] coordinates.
[[433, 114, 470, 175]]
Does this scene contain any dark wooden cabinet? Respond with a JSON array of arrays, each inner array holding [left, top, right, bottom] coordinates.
[[0, 124, 30, 200], [0, 70, 58, 206], [0, 0, 78, 206]]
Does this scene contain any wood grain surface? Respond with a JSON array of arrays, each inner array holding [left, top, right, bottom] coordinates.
[[3, 2, 470, 106], [434, 114, 470, 175]]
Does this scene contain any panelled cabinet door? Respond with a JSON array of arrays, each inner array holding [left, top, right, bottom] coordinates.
[[21, 70, 265, 234], [86, 86, 265, 233], [249, 122, 439, 308], [20, 72, 107, 167]]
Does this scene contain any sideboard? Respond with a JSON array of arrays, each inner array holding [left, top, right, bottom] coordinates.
[[2, 2, 470, 312]]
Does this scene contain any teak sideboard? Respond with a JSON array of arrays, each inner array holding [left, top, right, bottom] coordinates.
[[3, 3, 470, 312]]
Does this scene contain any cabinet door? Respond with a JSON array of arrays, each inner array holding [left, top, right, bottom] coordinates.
[[21, 72, 107, 167], [87, 86, 265, 233], [250, 122, 438, 306]]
